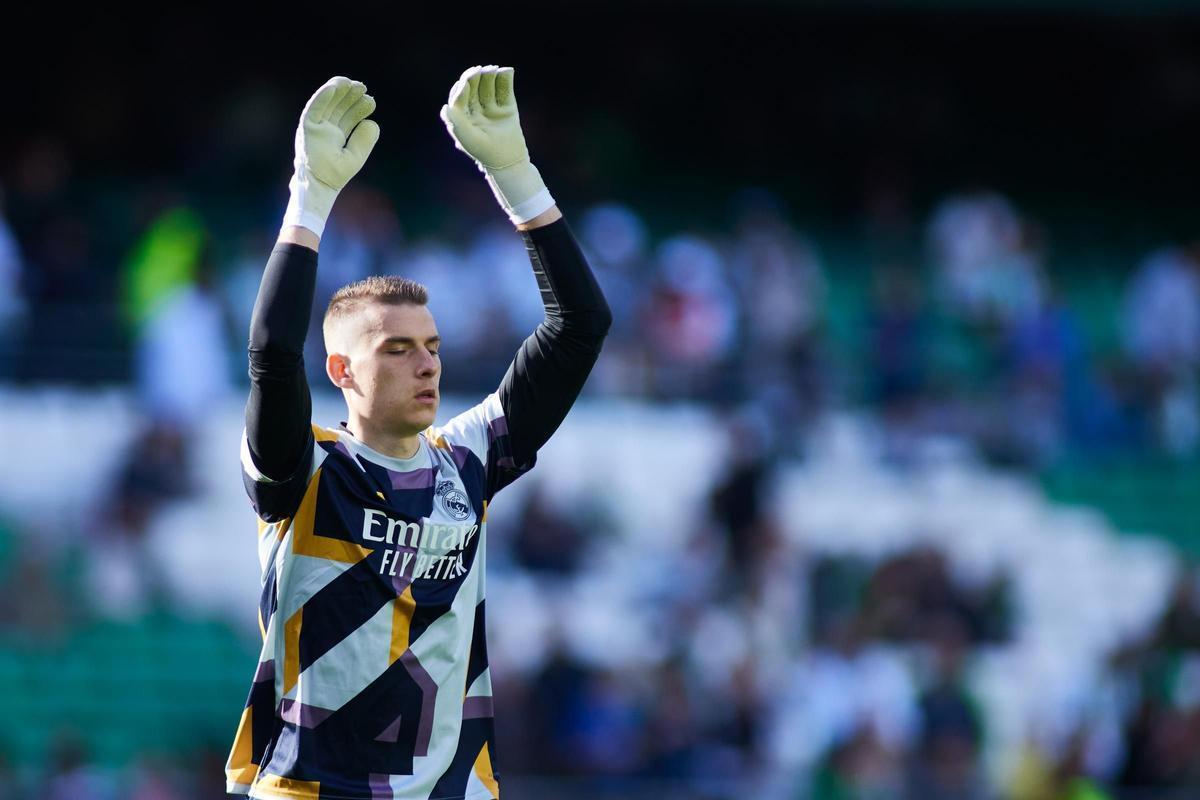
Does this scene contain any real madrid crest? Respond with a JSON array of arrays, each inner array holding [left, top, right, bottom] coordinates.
[[435, 479, 471, 521]]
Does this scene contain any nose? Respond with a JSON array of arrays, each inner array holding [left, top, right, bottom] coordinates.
[[417, 349, 439, 378]]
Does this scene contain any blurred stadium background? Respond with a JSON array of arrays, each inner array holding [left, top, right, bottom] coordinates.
[[2, 2, 1200, 798]]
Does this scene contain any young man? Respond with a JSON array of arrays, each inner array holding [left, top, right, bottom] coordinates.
[[225, 68, 610, 800]]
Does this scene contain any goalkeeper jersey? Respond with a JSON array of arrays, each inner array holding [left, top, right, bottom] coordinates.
[[226, 219, 610, 800], [228, 394, 525, 800]]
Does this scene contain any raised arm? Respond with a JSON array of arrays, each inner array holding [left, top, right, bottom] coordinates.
[[244, 77, 379, 491], [500, 216, 611, 465], [441, 66, 611, 467]]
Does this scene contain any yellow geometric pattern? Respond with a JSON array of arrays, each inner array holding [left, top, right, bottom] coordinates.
[[389, 585, 416, 664], [226, 706, 260, 786], [291, 469, 372, 565], [311, 424, 340, 443], [283, 606, 303, 695], [473, 742, 500, 798], [251, 773, 322, 798]]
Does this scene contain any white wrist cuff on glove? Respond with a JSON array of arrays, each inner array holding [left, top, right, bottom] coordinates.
[[482, 160, 556, 225], [281, 169, 338, 238]]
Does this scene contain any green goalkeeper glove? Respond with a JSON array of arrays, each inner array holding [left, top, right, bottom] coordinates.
[[440, 65, 555, 225], [282, 76, 380, 237]]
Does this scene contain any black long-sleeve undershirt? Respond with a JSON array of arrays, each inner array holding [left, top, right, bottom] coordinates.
[[245, 243, 316, 483], [244, 218, 611, 494], [498, 219, 612, 467]]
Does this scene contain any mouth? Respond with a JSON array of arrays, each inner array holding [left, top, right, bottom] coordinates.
[[415, 389, 438, 404]]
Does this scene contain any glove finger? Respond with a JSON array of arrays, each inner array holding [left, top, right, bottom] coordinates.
[[450, 65, 483, 107], [494, 67, 514, 108], [345, 118, 380, 163], [339, 94, 376, 134], [305, 76, 349, 123], [454, 65, 482, 86], [448, 77, 471, 110], [466, 74, 483, 117], [329, 81, 366, 130], [478, 68, 496, 110]]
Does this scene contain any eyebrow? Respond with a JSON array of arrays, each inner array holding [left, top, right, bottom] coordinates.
[[380, 336, 441, 346]]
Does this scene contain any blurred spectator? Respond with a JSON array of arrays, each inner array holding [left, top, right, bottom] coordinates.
[[810, 725, 905, 800], [1106, 566, 1200, 794], [708, 410, 777, 594], [580, 202, 649, 336], [120, 206, 207, 332], [126, 755, 192, 800], [928, 191, 1043, 326], [219, 228, 279, 348], [642, 234, 738, 398], [79, 420, 190, 618], [525, 640, 585, 774], [134, 245, 236, 430], [770, 613, 918, 776], [869, 262, 927, 404], [112, 421, 192, 509], [579, 202, 654, 396], [1120, 244, 1200, 455], [0, 536, 71, 636], [867, 261, 929, 453], [20, 207, 111, 382], [644, 658, 701, 780], [729, 189, 828, 433], [0, 186, 27, 379], [83, 491, 166, 621], [465, 222, 546, 353], [907, 615, 988, 800], [858, 547, 1011, 645], [117, 203, 237, 433], [511, 482, 588, 575], [42, 732, 114, 800], [998, 274, 1093, 464], [1121, 246, 1200, 377], [5, 138, 78, 379]]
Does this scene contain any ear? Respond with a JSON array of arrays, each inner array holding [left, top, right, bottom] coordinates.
[[326, 352, 355, 389]]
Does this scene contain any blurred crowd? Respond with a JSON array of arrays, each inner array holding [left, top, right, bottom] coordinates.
[[2, 109, 1200, 800], [2, 414, 1197, 800], [484, 419, 1200, 800], [3, 145, 1200, 470]]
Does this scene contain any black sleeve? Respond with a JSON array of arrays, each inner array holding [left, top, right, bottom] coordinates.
[[497, 218, 612, 470], [243, 242, 317, 519]]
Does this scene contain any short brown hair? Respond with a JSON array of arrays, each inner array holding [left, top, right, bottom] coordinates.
[[325, 275, 428, 320], [322, 276, 429, 349]]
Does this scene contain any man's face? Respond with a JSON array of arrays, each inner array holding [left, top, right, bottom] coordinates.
[[330, 302, 441, 435]]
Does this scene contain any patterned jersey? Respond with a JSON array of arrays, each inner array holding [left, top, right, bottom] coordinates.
[[226, 393, 530, 800]]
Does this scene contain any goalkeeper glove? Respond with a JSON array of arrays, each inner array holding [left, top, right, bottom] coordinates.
[[282, 76, 380, 237], [440, 65, 555, 225]]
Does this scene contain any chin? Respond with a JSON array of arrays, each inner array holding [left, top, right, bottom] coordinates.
[[413, 404, 439, 429]]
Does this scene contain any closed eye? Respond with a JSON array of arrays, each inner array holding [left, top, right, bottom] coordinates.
[[381, 336, 441, 355]]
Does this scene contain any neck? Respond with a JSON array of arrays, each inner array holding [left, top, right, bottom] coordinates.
[[346, 414, 422, 460]]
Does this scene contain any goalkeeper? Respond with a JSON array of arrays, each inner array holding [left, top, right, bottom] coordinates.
[[225, 67, 610, 800]]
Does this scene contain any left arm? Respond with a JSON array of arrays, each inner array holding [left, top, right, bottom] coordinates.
[[441, 66, 612, 467], [501, 211, 611, 466]]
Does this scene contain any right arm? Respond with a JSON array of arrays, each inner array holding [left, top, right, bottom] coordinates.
[[241, 78, 379, 518], [243, 235, 318, 484]]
